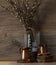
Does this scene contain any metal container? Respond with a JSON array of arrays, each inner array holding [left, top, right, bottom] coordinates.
[[21, 47, 30, 63]]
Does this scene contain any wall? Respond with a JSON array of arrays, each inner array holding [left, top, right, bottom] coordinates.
[[0, 0, 26, 60], [40, 0, 56, 61]]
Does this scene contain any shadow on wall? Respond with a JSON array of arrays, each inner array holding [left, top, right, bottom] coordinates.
[[38, 0, 56, 30], [4, 39, 23, 53], [39, 0, 56, 61], [39, 0, 56, 40]]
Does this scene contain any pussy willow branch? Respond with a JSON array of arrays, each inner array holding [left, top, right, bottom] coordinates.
[[0, 0, 41, 30]]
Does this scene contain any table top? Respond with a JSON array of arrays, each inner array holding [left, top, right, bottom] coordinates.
[[0, 61, 56, 65]]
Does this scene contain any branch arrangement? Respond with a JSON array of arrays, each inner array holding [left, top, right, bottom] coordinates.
[[0, 0, 41, 30]]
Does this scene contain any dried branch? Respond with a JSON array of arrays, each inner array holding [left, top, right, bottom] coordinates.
[[0, 0, 41, 30]]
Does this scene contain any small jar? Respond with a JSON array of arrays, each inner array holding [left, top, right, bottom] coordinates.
[[21, 47, 30, 63]]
